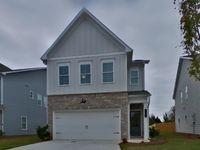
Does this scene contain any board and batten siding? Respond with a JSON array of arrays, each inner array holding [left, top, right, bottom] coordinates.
[[47, 53, 127, 95], [47, 16, 124, 58]]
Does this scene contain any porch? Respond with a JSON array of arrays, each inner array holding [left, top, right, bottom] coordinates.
[[128, 91, 150, 143]]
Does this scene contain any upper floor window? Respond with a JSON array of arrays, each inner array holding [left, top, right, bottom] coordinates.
[[130, 69, 139, 85], [185, 85, 188, 100], [59, 64, 69, 85], [21, 116, 27, 130], [102, 60, 114, 83], [37, 94, 43, 106], [43, 96, 48, 108], [180, 91, 183, 103], [80, 63, 91, 84]]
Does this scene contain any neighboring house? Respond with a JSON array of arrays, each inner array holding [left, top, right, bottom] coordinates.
[[0, 67, 47, 135], [41, 8, 151, 142], [0, 63, 11, 72], [173, 56, 200, 135]]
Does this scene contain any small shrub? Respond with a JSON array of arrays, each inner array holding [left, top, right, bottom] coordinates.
[[122, 138, 128, 143], [36, 125, 50, 141], [149, 126, 160, 138], [0, 130, 4, 136]]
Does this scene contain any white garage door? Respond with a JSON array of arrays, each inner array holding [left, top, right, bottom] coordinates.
[[53, 110, 120, 140]]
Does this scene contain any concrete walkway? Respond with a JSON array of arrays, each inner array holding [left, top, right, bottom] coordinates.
[[10, 140, 121, 150]]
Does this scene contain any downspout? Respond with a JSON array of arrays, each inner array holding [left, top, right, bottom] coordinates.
[[0, 75, 4, 132]]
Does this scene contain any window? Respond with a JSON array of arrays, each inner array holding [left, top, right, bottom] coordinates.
[[43, 96, 48, 108], [180, 92, 183, 103], [185, 115, 187, 122], [102, 61, 113, 83], [29, 90, 34, 99], [178, 118, 181, 128], [37, 94, 42, 106], [185, 86, 188, 100], [130, 69, 139, 85], [80, 63, 91, 84], [21, 116, 27, 130], [59, 65, 69, 85]]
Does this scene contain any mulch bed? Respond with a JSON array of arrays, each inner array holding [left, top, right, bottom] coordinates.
[[179, 133, 200, 140], [120, 138, 167, 146]]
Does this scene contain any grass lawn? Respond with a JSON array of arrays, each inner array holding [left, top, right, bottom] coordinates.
[[0, 135, 41, 150], [120, 132, 200, 150]]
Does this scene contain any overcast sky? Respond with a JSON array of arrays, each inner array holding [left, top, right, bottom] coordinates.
[[0, 0, 183, 118]]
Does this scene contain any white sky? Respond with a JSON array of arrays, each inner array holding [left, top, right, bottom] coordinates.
[[0, 0, 183, 118]]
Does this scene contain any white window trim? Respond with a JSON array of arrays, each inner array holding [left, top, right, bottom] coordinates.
[[185, 85, 188, 100], [130, 68, 139, 86], [79, 61, 92, 85], [21, 116, 27, 130], [37, 94, 43, 107], [58, 63, 70, 86], [180, 91, 183, 103], [101, 59, 114, 84], [43, 96, 48, 108]]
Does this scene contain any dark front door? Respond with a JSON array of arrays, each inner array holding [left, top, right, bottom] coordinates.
[[130, 110, 142, 137]]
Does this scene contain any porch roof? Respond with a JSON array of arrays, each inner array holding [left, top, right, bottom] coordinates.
[[128, 90, 151, 96]]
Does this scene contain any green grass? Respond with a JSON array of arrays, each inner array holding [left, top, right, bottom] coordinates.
[[120, 132, 200, 150], [0, 135, 41, 150]]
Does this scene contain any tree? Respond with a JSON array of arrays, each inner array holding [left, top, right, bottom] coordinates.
[[163, 106, 176, 122], [174, 0, 200, 80], [163, 113, 170, 122], [169, 106, 175, 122], [149, 114, 162, 125]]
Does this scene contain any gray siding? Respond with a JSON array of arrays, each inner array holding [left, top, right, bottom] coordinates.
[[3, 69, 47, 135], [48, 16, 124, 58], [127, 63, 144, 91], [0, 77, 1, 104], [0, 110, 2, 130], [47, 53, 128, 95], [175, 59, 200, 134], [46, 14, 145, 95]]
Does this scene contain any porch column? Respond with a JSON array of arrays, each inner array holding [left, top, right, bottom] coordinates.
[[143, 103, 149, 141]]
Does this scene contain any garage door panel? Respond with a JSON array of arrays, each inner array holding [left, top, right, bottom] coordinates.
[[53, 110, 120, 140]]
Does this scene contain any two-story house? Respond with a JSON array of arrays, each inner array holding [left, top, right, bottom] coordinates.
[[173, 56, 200, 135], [41, 8, 151, 142], [0, 67, 47, 135]]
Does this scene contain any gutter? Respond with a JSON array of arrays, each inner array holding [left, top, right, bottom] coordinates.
[[0, 75, 4, 132]]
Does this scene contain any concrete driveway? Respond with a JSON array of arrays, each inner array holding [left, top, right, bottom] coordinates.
[[10, 140, 121, 150]]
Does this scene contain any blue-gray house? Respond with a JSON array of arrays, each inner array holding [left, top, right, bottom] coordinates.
[[0, 65, 47, 135]]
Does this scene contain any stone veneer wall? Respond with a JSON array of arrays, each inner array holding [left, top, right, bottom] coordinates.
[[48, 92, 128, 139]]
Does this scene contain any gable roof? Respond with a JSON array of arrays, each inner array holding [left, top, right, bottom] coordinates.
[[172, 56, 192, 99], [0, 63, 11, 72], [41, 8, 133, 63], [1, 67, 46, 75]]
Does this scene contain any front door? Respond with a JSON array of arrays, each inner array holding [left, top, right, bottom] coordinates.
[[130, 110, 142, 137]]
